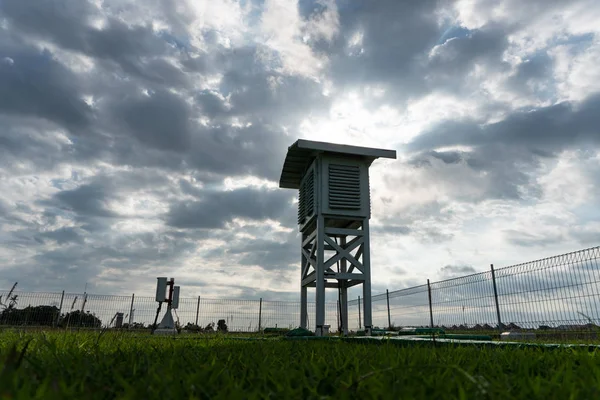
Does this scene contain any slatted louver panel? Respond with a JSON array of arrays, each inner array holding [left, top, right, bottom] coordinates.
[[328, 164, 361, 210], [297, 183, 306, 224], [305, 169, 315, 219], [298, 169, 315, 224]]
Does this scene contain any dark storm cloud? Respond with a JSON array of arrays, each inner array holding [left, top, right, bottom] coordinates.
[[323, 0, 440, 101], [0, 0, 98, 51], [112, 89, 192, 152], [52, 183, 116, 218], [505, 51, 555, 95], [301, 0, 515, 108], [0, 1, 328, 183], [0, 0, 186, 87], [409, 94, 600, 152], [166, 187, 295, 229], [183, 124, 289, 181], [196, 90, 229, 119], [0, 47, 92, 130], [426, 25, 510, 80], [224, 70, 330, 124]]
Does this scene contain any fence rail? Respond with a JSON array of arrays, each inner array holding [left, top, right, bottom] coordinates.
[[1, 246, 599, 335]]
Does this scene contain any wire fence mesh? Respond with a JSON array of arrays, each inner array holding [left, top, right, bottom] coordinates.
[[1, 246, 599, 338], [0, 289, 341, 332]]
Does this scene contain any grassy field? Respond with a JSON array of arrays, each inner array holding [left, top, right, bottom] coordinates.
[[1, 330, 600, 399]]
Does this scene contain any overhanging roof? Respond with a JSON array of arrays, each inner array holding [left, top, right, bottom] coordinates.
[[279, 139, 397, 189]]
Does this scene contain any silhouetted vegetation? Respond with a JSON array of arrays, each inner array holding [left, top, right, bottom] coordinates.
[[0, 305, 60, 326], [61, 310, 102, 328], [217, 319, 228, 333]]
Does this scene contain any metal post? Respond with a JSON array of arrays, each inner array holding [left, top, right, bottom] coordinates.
[[258, 298, 263, 332], [78, 292, 88, 329], [129, 293, 135, 326], [300, 286, 308, 329], [55, 290, 65, 327], [300, 231, 308, 330], [339, 236, 349, 336], [195, 296, 201, 326], [386, 289, 391, 329], [427, 279, 434, 328], [315, 215, 326, 336], [491, 264, 502, 330], [167, 278, 174, 306], [337, 299, 340, 333], [358, 295, 362, 329], [362, 220, 373, 335]]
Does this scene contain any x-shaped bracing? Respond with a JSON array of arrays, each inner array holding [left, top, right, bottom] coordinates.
[[324, 235, 364, 273]]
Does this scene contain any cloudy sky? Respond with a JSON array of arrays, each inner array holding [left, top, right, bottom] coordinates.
[[1, 0, 599, 303]]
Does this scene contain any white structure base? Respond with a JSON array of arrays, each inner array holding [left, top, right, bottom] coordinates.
[[157, 307, 175, 329], [500, 331, 536, 341], [316, 325, 330, 336]]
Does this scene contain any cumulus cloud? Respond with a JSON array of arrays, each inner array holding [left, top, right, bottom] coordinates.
[[0, 0, 599, 317]]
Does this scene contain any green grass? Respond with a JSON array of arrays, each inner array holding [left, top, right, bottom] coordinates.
[[1, 330, 600, 399]]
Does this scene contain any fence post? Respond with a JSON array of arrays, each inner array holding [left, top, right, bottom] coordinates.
[[358, 296, 362, 329], [79, 293, 88, 328], [55, 290, 65, 327], [427, 279, 434, 328], [195, 296, 201, 326], [129, 293, 135, 326], [386, 289, 391, 329], [258, 298, 263, 332], [490, 264, 503, 330]]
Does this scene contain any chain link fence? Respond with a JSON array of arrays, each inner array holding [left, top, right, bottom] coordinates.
[[2, 246, 599, 337]]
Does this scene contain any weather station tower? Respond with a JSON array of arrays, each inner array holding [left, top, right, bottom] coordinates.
[[279, 139, 396, 336]]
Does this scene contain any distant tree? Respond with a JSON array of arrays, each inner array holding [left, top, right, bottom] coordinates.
[[0, 305, 59, 326], [217, 319, 228, 333], [184, 322, 202, 333], [60, 310, 102, 328]]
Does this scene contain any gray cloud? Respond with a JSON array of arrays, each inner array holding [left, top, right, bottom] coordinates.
[[166, 187, 294, 229], [229, 234, 298, 271], [504, 229, 566, 248], [439, 264, 478, 279], [53, 183, 117, 218], [0, 0, 599, 308], [38, 227, 85, 245], [1, 0, 184, 87], [113, 89, 192, 152], [402, 94, 600, 202], [377, 224, 412, 236], [407, 94, 600, 154], [0, 46, 92, 130]]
